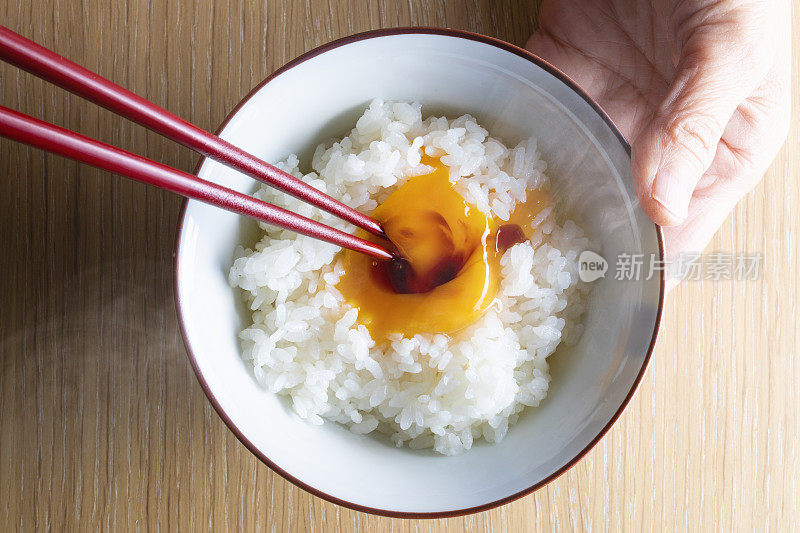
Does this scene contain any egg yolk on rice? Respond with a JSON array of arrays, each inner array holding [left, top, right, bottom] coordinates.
[[337, 157, 547, 341]]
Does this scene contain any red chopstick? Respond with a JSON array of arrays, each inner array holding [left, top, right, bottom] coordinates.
[[0, 105, 393, 261], [0, 25, 385, 237]]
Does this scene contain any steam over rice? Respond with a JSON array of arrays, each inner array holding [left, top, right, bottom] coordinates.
[[229, 99, 591, 455]]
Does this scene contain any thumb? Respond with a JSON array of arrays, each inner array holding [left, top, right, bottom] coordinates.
[[632, 44, 766, 226]]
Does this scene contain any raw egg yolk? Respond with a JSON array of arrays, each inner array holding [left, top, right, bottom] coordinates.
[[336, 157, 546, 341]]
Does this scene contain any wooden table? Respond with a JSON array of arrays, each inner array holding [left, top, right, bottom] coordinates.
[[1, 1, 797, 530]]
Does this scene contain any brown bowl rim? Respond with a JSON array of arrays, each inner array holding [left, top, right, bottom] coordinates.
[[173, 26, 665, 519]]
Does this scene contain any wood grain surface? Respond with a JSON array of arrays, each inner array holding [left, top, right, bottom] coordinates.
[[0, 1, 797, 530]]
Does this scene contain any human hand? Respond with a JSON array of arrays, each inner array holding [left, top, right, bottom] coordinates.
[[527, 0, 791, 286]]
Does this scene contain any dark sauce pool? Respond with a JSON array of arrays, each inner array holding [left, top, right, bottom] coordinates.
[[372, 223, 527, 295]]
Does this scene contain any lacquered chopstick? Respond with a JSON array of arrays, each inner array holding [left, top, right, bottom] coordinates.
[[0, 105, 394, 261], [0, 25, 385, 237]]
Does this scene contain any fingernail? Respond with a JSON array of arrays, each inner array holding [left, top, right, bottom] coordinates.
[[651, 168, 691, 221]]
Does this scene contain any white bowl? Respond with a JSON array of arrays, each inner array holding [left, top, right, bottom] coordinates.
[[174, 28, 664, 517]]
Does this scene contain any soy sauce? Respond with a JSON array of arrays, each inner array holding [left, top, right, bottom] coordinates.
[[373, 222, 526, 295]]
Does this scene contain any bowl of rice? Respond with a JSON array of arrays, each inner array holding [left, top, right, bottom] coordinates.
[[175, 28, 664, 517]]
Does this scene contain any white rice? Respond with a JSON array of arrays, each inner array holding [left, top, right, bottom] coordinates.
[[229, 99, 592, 455]]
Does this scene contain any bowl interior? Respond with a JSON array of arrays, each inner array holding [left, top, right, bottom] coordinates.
[[175, 32, 661, 515]]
